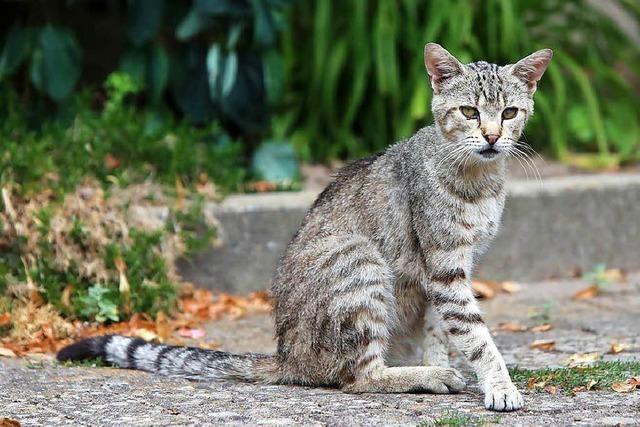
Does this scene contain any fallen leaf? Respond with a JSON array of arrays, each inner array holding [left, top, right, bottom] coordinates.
[[155, 311, 173, 342], [529, 339, 556, 351], [586, 380, 598, 390], [0, 347, 17, 358], [529, 323, 553, 333], [609, 342, 631, 354], [104, 154, 121, 170], [199, 341, 221, 350], [527, 377, 547, 390], [133, 328, 158, 342], [544, 385, 558, 394], [573, 285, 599, 300], [496, 322, 528, 332], [601, 268, 624, 283], [472, 281, 496, 299], [571, 386, 586, 395], [501, 281, 521, 294], [0, 418, 21, 427], [0, 312, 11, 327], [564, 352, 601, 367], [61, 284, 73, 308], [611, 380, 637, 393], [178, 328, 206, 339]]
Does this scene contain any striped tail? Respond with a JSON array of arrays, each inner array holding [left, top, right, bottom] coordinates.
[[57, 335, 279, 383]]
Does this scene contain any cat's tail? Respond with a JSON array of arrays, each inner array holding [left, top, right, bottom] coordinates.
[[56, 334, 280, 383]]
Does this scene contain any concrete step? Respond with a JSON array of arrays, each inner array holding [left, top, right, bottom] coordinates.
[[177, 174, 640, 293]]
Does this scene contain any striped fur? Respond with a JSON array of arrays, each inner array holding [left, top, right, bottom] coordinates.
[[58, 44, 551, 412]]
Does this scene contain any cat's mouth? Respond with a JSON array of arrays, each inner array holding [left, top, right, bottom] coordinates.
[[477, 147, 500, 159]]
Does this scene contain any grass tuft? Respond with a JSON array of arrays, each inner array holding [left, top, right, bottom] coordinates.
[[510, 361, 640, 394]]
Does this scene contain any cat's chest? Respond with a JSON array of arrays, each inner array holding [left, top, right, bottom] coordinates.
[[458, 196, 504, 242]]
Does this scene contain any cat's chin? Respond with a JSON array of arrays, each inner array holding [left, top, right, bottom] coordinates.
[[473, 148, 505, 163]]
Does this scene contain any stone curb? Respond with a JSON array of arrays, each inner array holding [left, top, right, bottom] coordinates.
[[177, 174, 640, 293]]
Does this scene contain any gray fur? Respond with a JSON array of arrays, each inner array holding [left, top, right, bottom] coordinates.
[[58, 43, 552, 412]]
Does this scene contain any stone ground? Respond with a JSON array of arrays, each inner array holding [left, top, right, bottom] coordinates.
[[1, 274, 640, 426]]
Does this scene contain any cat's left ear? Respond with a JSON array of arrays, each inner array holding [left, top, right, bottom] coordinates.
[[510, 49, 553, 93], [424, 43, 465, 94]]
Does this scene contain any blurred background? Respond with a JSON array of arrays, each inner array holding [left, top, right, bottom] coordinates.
[[0, 0, 639, 346], [1, 0, 639, 193]]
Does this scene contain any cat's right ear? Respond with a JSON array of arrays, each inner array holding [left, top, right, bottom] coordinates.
[[424, 43, 465, 94]]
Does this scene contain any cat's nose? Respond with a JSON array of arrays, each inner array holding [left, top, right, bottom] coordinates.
[[483, 134, 499, 145]]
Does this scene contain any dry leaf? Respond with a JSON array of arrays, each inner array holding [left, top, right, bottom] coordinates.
[[573, 285, 599, 300], [199, 341, 221, 350], [501, 281, 521, 294], [0, 418, 21, 427], [0, 347, 17, 358], [472, 281, 496, 299], [104, 154, 121, 170], [609, 342, 631, 354], [571, 386, 586, 395], [529, 339, 556, 351], [564, 352, 601, 367], [611, 380, 637, 393], [178, 328, 206, 339], [496, 322, 528, 332], [529, 323, 553, 333], [61, 285, 73, 308], [133, 328, 158, 342], [544, 385, 558, 394], [527, 377, 547, 389], [0, 312, 11, 327], [586, 380, 598, 390], [601, 268, 624, 283]]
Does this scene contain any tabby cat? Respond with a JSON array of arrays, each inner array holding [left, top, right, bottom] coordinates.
[[58, 43, 552, 412]]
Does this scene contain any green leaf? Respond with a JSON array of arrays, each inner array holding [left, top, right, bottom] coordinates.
[[568, 105, 594, 143], [127, 0, 165, 47], [263, 49, 284, 104], [171, 43, 216, 123], [147, 43, 169, 102], [251, 140, 299, 182], [176, 7, 213, 41], [206, 43, 222, 101], [119, 48, 146, 84], [195, 0, 251, 16], [31, 26, 81, 102], [220, 53, 268, 132], [251, 0, 276, 46], [221, 51, 238, 97], [0, 26, 30, 79]]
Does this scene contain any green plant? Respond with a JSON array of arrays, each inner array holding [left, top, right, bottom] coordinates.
[[420, 409, 500, 427], [582, 264, 616, 290], [0, 76, 246, 196], [528, 299, 554, 325], [510, 361, 640, 394], [281, 0, 640, 165], [0, 0, 293, 135], [77, 285, 120, 323]]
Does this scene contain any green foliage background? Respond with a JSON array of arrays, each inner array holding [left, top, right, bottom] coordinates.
[[1, 0, 639, 177]]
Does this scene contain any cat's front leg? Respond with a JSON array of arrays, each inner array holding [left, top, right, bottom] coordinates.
[[424, 250, 523, 411]]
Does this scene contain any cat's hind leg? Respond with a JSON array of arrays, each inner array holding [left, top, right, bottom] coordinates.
[[316, 236, 465, 394]]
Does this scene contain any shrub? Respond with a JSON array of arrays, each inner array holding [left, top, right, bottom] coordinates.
[[281, 0, 640, 166]]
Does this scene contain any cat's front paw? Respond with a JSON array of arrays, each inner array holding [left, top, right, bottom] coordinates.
[[483, 381, 523, 412]]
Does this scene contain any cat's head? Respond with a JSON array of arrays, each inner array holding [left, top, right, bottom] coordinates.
[[424, 43, 552, 165]]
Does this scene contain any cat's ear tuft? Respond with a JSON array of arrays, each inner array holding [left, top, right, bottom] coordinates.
[[424, 43, 465, 94], [510, 49, 553, 93]]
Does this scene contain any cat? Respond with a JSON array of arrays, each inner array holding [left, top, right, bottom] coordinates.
[[58, 43, 552, 412]]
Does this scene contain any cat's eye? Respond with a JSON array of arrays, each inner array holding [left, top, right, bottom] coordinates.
[[460, 106, 479, 119], [502, 107, 518, 120]]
